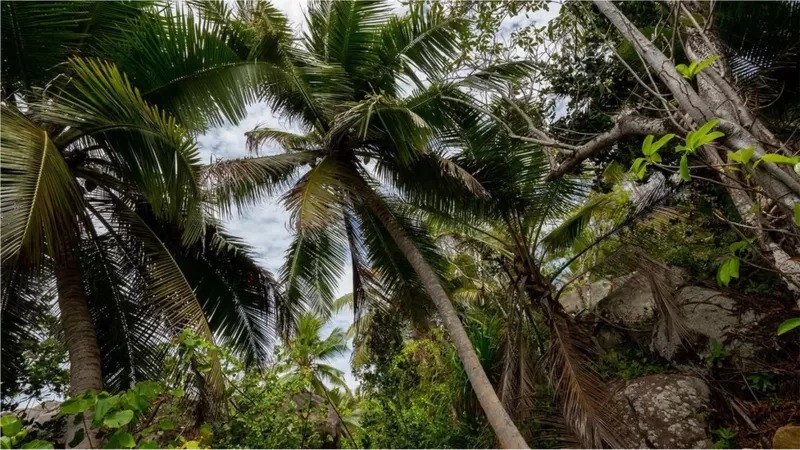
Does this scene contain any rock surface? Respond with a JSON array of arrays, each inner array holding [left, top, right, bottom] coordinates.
[[611, 375, 712, 448], [773, 425, 800, 449], [652, 286, 762, 364]]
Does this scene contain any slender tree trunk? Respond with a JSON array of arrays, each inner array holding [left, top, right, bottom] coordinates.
[[54, 235, 102, 449], [354, 181, 529, 449]]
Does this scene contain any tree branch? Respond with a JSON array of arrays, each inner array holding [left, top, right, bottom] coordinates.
[[545, 113, 671, 180]]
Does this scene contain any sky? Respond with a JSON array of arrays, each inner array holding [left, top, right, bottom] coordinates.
[[196, 1, 562, 390]]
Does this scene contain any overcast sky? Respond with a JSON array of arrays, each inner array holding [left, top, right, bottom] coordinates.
[[196, 1, 561, 390]]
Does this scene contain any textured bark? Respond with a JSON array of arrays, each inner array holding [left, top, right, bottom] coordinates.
[[54, 235, 102, 449], [546, 113, 672, 180], [354, 181, 529, 449]]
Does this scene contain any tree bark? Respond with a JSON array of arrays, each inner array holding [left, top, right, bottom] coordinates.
[[354, 180, 529, 449], [54, 235, 103, 449]]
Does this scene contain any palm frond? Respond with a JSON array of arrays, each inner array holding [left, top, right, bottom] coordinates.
[[246, 127, 318, 153], [541, 197, 611, 253], [102, 6, 268, 130], [36, 57, 202, 223], [303, 0, 388, 75], [373, 3, 466, 90], [101, 194, 226, 404], [0, 106, 86, 266], [545, 310, 628, 448], [1, 2, 89, 92], [203, 151, 318, 215], [282, 226, 347, 321], [283, 156, 353, 231]]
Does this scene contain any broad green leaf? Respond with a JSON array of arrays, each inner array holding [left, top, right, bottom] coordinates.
[[777, 317, 800, 335], [794, 204, 800, 227], [727, 147, 755, 164], [103, 410, 134, 428], [169, 388, 185, 398], [641, 135, 655, 155], [675, 64, 690, 78], [636, 163, 648, 180], [60, 398, 93, 415], [694, 131, 725, 148], [729, 240, 749, 254], [696, 118, 720, 138], [1, 436, 11, 450], [756, 153, 800, 167], [695, 55, 719, 73], [0, 416, 23, 437], [104, 430, 135, 449], [21, 439, 53, 449], [679, 155, 691, 181], [650, 133, 675, 153], [160, 419, 175, 431], [133, 381, 162, 400], [93, 394, 118, 424], [138, 440, 159, 449], [184, 441, 200, 449], [717, 256, 740, 286]]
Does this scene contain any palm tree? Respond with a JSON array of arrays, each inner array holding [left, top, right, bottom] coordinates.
[[280, 313, 352, 447], [420, 103, 685, 446], [282, 313, 349, 392], [200, 0, 529, 445], [1, 3, 287, 446]]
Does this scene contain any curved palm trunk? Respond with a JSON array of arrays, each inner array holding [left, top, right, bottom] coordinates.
[[355, 181, 529, 449], [54, 236, 103, 449]]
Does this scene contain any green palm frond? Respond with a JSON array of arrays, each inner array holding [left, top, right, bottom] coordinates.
[[0, 106, 86, 266], [246, 127, 318, 153], [103, 195, 225, 402], [541, 196, 611, 253], [282, 226, 347, 320], [102, 6, 269, 130], [35, 57, 202, 223], [303, 0, 388, 74], [374, 3, 466, 90], [284, 156, 354, 231], [79, 229, 168, 392], [203, 151, 318, 215]]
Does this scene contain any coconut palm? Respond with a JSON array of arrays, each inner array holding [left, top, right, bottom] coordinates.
[[418, 102, 688, 446], [280, 312, 354, 447], [1, 3, 288, 446], [200, 0, 530, 445]]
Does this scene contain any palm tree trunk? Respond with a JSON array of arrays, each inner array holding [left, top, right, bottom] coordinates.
[[54, 236, 102, 449], [354, 181, 529, 449]]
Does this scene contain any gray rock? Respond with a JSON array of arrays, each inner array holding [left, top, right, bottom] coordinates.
[[611, 375, 712, 448], [561, 269, 687, 326], [652, 286, 762, 364]]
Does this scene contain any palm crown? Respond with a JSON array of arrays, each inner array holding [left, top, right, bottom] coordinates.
[[201, 0, 530, 446], [1, 2, 288, 409]]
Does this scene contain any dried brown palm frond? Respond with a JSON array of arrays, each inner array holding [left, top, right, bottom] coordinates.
[[495, 317, 538, 424], [602, 246, 691, 352], [544, 306, 630, 448]]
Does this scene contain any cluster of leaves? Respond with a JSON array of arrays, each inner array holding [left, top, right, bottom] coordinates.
[[631, 119, 725, 182], [354, 332, 489, 448], [675, 55, 719, 79], [211, 367, 328, 449], [0, 415, 52, 449], [597, 346, 669, 381]]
